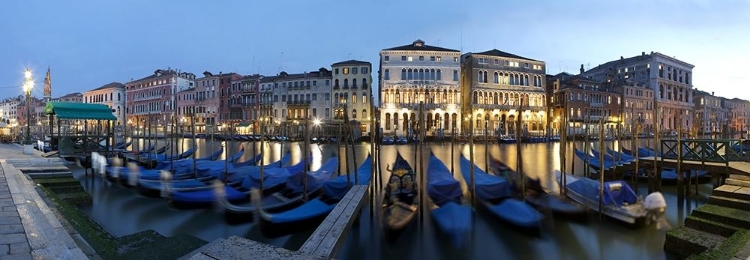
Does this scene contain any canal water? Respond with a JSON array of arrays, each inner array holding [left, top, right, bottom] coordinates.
[[72, 137, 712, 259]]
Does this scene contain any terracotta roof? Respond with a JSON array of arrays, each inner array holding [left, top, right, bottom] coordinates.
[[332, 60, 371, 67], [383, 39, 459, 52], [473, 49, 537, 61], [92, 82, 125, 91]]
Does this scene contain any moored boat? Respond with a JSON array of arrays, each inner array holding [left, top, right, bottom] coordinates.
[[426, 154, 472, 247], [255, 155, 372, 236], [381, 152, 418, 240], [555, 171, 667, 228], [460, 156, 543, 231]]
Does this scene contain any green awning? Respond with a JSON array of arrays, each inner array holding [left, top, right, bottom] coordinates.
[[45, 102, 117, 120], [237, 122, 251, 127]]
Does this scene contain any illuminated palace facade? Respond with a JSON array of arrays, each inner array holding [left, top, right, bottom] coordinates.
[[378, 40, 462, 136], [460, 49, 547, 136]]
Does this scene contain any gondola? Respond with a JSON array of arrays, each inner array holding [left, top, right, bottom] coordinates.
[[255, 155, 372, 236], [381, 152, 419, 239], [221, 155, 339, 224], [135, 152, 272, 198], [167, 157, 308, 210], [489, 157, 587, 220], [426, 154, 472, 247], [460, 156, 543, 231]]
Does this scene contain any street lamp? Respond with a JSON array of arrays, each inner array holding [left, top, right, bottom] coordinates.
[[23, 69, 34, 145]]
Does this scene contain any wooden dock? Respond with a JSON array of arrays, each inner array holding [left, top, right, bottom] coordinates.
[[298, 185, 369, 259]]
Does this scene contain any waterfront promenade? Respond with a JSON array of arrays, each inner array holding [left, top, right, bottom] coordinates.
[[0, 144, 89, 259]]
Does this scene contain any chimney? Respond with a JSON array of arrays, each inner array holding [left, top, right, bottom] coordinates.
[[712, 91, 715, 96], [620, 56, 624, 60], [580, 64, 584, 74], [642, 52, 645, 56]]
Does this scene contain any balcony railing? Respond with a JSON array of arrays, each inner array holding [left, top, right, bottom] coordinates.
[[287, 100, 311, 106], [230, 101, 257, 108], [381, 103, 459, 110]]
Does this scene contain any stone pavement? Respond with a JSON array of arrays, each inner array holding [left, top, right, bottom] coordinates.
[[0, 144, 87, 260]]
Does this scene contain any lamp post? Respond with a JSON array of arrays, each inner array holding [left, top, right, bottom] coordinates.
[[23, 69, 34, 145]]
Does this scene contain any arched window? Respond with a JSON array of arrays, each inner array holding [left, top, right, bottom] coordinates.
[[408, 69, 413, 80], [473, 91, 478, 104], [362, 109, 367, 118], [419, 69, 425, 80], [344, 79, 349, 88], [478, 71, 483, 82], [384, 69, 390, 80], [352, 109, 357, 119], [334, 79, 339, 87], [352, 93, 357, 104], [431, 69, 436, 80], [483, 71, 488, 83], [493, 72, 499, 84], [401, 69, 407, 80], [524, 75, 529, 86], [362, 92, 367, 104], [362, 78, 368, 88], [352, 78, 357, 88], [437, 69, 442, 80]]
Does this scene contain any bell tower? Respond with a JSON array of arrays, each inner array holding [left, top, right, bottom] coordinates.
[[43, 67, 51, 102]]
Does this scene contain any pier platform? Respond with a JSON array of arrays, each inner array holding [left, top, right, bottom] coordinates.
[[183, 185, 369, 260], [0, 144, 90, 259]]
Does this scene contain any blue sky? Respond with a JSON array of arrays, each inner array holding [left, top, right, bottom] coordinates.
[[2, 0, 749, 102]]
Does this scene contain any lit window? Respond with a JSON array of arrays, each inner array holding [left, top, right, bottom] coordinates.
[[408, 56, 413, 61], [436, 56, 442, 62], [343, 68, 349, 75], [453, 57, 458, 63]]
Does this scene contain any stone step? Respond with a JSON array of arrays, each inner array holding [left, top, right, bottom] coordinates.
[[684, 215, 741, 237], [726, 178, 750, 188], [713, 185, 750, 201], [17, 166, 71, 173], [665, 226, 726, 259], [26, 171, 74, 179], [709, 195, 750, 211], [729, 174, 750, 181], [692, 204, 750, 230]]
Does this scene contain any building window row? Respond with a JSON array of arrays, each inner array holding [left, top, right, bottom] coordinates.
[[472, 91, 545, 107], [476, 71, 542, 87], [382, 88, 459, 105]]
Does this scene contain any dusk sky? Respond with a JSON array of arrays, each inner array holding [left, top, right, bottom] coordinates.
[[2, 0, 749, 102]]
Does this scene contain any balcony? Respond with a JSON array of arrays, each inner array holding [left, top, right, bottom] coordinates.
[[381, 102, 459, 111], [287, 100, 311, 106], [333, 84, 340, 90], [230, 101, 257, 108]]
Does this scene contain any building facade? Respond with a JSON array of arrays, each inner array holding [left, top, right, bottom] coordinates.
[[693, 90, 726, 134], [331, 60, 373, 135], [55, 92, 83, 103], [216, 72, 243, 125], [461, 49, 547, 138], [175, 87, 196, 134], [614, 82, 655, 135], [581, 52, 695, 133], [379, 39, 462, 137], [1, 98, 20, 126], [125, 69, 196, 133], [548, 73, 623, 137], [83, 82, 126, 125], [260, 69, 333, 136]]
